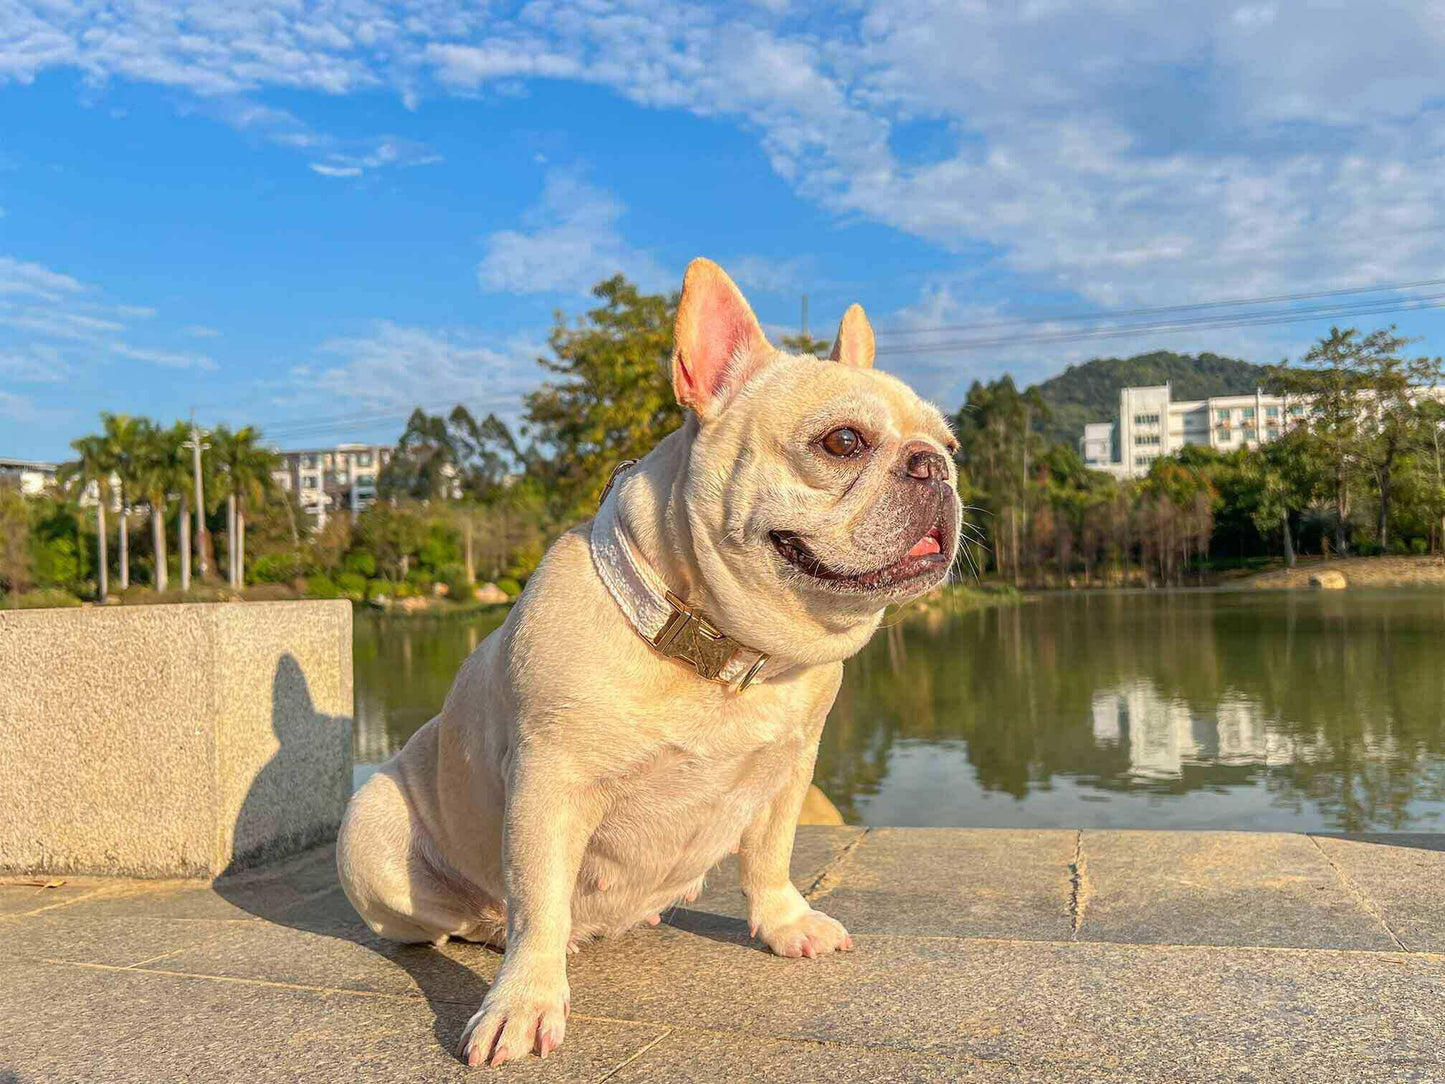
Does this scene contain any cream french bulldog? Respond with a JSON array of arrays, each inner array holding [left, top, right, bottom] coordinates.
[[336, 258, 961, 1067]]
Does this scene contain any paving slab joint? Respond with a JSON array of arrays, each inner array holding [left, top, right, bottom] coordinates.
[[1068, 829, 1089, 939], [591, 1027, 675, 1082], [1307, 834, 1407, 952], [803, 828, 872, 903]]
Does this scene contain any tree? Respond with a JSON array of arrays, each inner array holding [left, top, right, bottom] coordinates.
[[1268, 330, 1369, 554], [1245, 432, 1319, 568], [0, 484, 32, 597], [1350, 340, 1443, 549], [524, 275, 684, 516], [58, 432, 115, 601], [100, 413, 144, 590], [380, 405, 523, 502], [379, 408, 463, 501], [780, 331, 831, 356], [164, 421, 198, 590], [954, 377, 1051, 582], [355, 501, 427, 581], [212, 426, 280, 587], [133, 421, 193, 593], [449, 407, 526, 500], [1265, 327, 1443, 553], [1139, 459, 1217, 584], [1417, 398, 1445, 553]]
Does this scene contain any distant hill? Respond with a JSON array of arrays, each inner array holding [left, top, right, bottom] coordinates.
[[1028, 350, 1272, 446]]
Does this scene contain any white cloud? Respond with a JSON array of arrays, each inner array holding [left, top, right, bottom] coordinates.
[[477, 170, 667, 295], [724, 255, 812, 296], [196, 97, 442, 177], [0, 344, 72, 383], [0, 389, 35, 422], [0, 253, 221, 381], [0, 256, 86, 302], [8, 1, 1445, 317], [282, 320, 545, 423], [310, 163, 363, 178], [182, 324, 220, 338], [111, 343, 217, 371]]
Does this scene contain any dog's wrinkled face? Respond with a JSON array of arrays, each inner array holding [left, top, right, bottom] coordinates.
[[668, 259, 962, 662]]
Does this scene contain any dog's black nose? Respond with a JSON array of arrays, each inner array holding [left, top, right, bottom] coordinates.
[[905, 447, 948, 482]]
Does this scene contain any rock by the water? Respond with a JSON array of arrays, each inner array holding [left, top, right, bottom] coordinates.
[[474, 582, 510, 604], [1310, 570, 1347, 590]]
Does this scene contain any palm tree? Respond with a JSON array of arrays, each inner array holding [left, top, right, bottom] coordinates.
[[212, 426, 280, 588], [134, 421, 193, 594], [100, 413, 143, 591], [57, 433, 115, 602], [164, 422, 196, 590]]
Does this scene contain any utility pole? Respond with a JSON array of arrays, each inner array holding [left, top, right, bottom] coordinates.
[[184, 411, 211, 578]]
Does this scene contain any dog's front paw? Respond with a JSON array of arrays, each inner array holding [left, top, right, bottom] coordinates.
[[757, 908, 854, 959], [458, 965, 570, 1068]]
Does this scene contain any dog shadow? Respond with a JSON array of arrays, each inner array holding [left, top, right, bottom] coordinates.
[[212, 655, 497, 1058]]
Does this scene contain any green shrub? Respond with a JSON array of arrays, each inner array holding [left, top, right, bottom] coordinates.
[[436, 562, 472, 601], [336, 571, 367, 600], [1410, 537, 1429, 555], [419, 533, 459, 572], [304, 574, 341, 599], [344, 551, 376, 578], [253, 551, 307, 583], [496, 577, 523, 598], [240, 583, 296, 601], [1, 587, 82, 610], [31, 534, 80, 590], [365, 578, 391, 599]]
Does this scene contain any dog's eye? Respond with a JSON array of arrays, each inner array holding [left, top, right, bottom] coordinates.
[[820, 427, 864, 458]]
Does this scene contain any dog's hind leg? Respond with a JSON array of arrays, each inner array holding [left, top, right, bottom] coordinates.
[[337, 767, 504, 946]]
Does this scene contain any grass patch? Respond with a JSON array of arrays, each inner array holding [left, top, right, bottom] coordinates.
[[364, 598, 514, 620], [0, 588, 84, 610]]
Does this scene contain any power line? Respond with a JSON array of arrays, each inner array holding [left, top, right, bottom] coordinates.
[[875, 292, 1445, 356], [208, 277, 1445, 444], [255, 398, 513, 445], [872, 275, 1445, 338]]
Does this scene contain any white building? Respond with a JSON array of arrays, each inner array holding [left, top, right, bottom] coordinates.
[[272, 443, 392, 528], [0, 458, 58, 496], [1081, 384, 1309, 479], [1084, 382, 1445, 479]]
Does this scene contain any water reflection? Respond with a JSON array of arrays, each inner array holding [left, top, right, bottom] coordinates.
[[814, 591, 1445, 831], [1089, 681, 1296, 780], [354, 591, 1445, 832], [353, 610, 509, 771]]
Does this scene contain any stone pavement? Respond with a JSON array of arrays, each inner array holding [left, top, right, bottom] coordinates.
[[3, 827, 1444, 1082]]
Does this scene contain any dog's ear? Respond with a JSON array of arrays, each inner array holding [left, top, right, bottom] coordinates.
[[672, 258, 774, 419], [829, 304, 875, 369]]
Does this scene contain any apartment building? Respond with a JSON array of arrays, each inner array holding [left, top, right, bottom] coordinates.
[[0, 458, 58, 496], [272, 443, 391, 528], [1080, 384, 1311, 479]]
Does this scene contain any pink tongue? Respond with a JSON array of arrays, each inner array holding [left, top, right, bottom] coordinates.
[[908, 532, 941, 557]]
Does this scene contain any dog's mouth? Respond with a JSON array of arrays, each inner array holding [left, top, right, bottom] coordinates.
[[769, 521, 951, 594]]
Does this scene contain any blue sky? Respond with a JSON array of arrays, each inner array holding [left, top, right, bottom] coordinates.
[[5, 1, 1445, 462]]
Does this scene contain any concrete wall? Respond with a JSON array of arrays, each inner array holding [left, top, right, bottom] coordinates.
[[0, 600, 352, 878]]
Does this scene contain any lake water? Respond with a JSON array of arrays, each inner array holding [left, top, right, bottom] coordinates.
[[354, 590, 1445, 833]]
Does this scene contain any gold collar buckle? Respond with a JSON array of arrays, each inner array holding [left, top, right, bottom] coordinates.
[[652, 591, 770, 692]]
